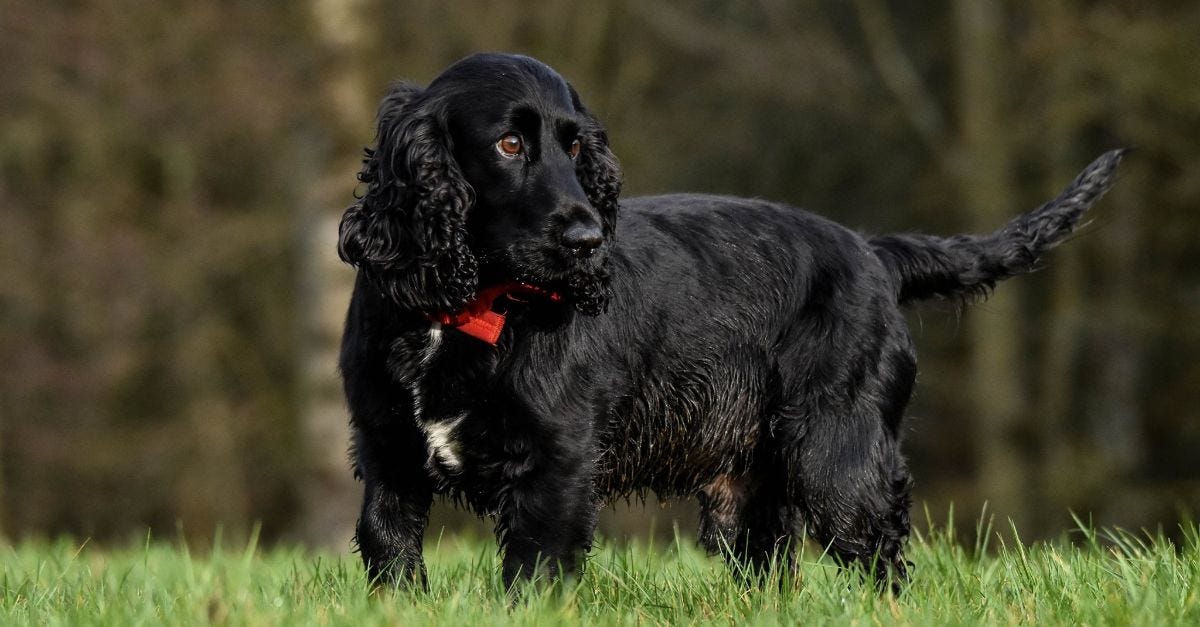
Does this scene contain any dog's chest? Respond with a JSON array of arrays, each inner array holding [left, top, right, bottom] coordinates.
[[398, 322, 495, 482]]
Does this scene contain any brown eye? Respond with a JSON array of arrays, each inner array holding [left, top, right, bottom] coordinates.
[[568, 139, 582, 160], [496, 134, 522, 158]]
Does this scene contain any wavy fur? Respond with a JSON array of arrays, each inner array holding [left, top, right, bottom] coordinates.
[[338, 53, 1124, 595], [870, 149, 1126, 304]]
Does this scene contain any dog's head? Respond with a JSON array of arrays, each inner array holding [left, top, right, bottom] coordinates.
[[338, 53, 622, 316]]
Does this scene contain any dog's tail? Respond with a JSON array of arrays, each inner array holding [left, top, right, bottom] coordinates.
[[869, 149, 1127, 305]]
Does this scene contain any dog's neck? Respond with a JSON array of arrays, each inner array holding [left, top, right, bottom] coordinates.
[[427, 282, 561, 345]]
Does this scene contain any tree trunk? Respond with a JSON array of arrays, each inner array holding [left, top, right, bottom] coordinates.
[[1032, 0, 1087, 531], [1088, 168, 1145, 510], [954, 0, 1029, 528], [296, 0, 371, 550]]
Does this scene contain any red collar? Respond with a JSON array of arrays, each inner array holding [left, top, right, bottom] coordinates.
[[427, 282, 561, 345]]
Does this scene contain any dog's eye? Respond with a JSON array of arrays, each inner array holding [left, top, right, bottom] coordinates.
[[568, 139, 581, 160], [496, 135, 522, 158]]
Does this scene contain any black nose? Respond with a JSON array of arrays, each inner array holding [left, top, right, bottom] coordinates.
[[562, 222, 604, 253]]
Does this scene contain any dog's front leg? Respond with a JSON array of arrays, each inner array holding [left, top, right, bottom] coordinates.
[[353, 433, 433, 590], [494, 455, 599, 591], [357, 478, 432, 589]]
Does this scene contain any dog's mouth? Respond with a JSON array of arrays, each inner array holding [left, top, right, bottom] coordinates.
[[476, 243, 610, 315]]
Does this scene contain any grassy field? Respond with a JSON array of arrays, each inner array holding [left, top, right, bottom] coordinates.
[[3, 516, 1198, 626]]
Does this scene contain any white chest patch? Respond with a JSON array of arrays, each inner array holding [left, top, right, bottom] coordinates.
[[410, 323, 443, 422], [411, 322, 465, 472], [421, 413, 467, 471], [424, 323, 443, 362]]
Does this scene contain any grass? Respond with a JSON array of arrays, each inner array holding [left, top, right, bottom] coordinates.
[[2, 514, 1198, 626]]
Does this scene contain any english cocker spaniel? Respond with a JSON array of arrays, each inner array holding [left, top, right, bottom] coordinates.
[[337, 52, 1124, 593]]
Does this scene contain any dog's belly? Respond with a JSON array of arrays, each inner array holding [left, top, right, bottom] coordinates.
[[594, 360, 771, 499], [596, 416, 761, 500]]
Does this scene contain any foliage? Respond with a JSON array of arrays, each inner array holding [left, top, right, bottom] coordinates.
[[2, 0, 1199, 543], [0, 0, 331, 538]]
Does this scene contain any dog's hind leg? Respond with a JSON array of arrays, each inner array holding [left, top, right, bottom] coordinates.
[[789, 417, 913, 595], [697, 474, 749, 559], [769, 306, 917, 594], [699, 472, 800, 581]]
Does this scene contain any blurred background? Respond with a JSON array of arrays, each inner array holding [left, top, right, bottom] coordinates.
[[2, 0, 1198, 550]]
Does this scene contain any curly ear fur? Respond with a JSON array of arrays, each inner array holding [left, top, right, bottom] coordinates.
[[570, 99, 623, 315], [573, 97, 623, 239], [338, 83, 478, 313]]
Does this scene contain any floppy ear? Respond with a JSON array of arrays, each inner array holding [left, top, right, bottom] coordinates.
[[568, 90, 623, 316], [573, 101, 623, 240], [338, 82, 478, 313]]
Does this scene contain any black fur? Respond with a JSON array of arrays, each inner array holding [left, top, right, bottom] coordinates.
[[337, 52, 1125, 593]]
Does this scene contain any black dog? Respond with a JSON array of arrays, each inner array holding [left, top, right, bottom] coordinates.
[[338, 52, 1124, 592]]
